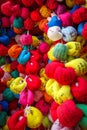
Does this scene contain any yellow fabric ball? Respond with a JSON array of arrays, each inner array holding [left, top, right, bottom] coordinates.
[[25, 106, 43, 128], [43, 33, 53, 46], [10, 77, 26, 94], [65, 58, 87, 76], [66, 0, 75, 8], [53, 85, 73, 104], [32, 36, 40, 47], [40, 5, 51, 18], [46, 79, 61, 96], [48, 47, 57, 61], [66, 41, 81, 56], [2, 64, 11, 73]]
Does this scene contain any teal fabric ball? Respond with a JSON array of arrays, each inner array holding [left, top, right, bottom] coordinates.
[[11, 70, 19, 78], [53, 43, 68, 61], [3, 88, 15, 101], [0, 111, 7, 127], [13, 17, 23, 29]]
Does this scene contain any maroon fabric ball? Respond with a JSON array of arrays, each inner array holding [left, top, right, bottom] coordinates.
[[9, 99, 18, 110], [46, 0, 58, 10], [0, 68, 4, 78], [0, 44, 8, 56], [10, 61, 19, 70], [22, 0, 35, 6], [35, 99, 50, 115], [24, 18, 34, 30]]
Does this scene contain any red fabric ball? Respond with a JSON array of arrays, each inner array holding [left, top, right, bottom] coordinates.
[[1, 1, 12, 16], [0, 68, 4, 78], [22, 0, 35, 6], [54, 66, 76, 85], [30, 50, 42, 62], [31, 10, 42, 22], [11, 4, 21, 17], [50, 101, 59, 121], [1, 17, 10, 28], [21, 7, 30, 19], [0, 44, 8, 56], [45, 61, 64, 79], [0, 81, 7, 93], [35, 99, 50, 115], [26, 75, 41, 91], [35, 0, 45, 6], [71, 77, 87, 103], [72, 7, 87, 24], [17, 64, 25, 74], [10, 61, 19, 70], [7, 110, 27, 130], [38, 42, 50, 54], [46, 0, 58, 10], [25, 60, 40, 75], [57, 100, 83, 127], [9, 99, 18, 110], [24, 18, 34, 30], [82, 23, 87, 40]]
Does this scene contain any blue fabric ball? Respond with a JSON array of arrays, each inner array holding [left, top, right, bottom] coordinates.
[[17, 50, 30, 65], [0, 35, 10, 46], [7, 29, 16, 38], [48, 16, 62, 27], [77, 22, 86, 35], [70, 5, 81, 14], [0, 100, 8, 111]]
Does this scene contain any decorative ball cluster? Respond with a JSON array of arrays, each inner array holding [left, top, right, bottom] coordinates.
[[0, 0, 87, 130]]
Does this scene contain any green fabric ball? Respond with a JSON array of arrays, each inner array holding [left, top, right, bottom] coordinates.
[[11, 70, 19, 78], [13, 17, 23, 29], [0, 57, 6, 66], [3, 88, 15, 101], [76, 104, 87, 128], [0, 111, 7, 127], [53, 43, 68, 61]]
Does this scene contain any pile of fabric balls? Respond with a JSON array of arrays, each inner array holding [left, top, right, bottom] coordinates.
[[0, 0, 87, 130]]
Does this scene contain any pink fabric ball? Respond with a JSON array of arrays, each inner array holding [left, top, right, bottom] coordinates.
[[1, 17, 10, 28], [20, 34, 32, 46], [59, 12, 73, 27], [38, 42, 50, 54], [21, 7, 30, 19], [56, 4, 66, 15], [19, 88, 34, 106]]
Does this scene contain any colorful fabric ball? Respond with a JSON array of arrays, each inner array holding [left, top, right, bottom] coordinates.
[[57, 100, 83, 127], [71, 77, 87, 103], [3, 88, 15, 101], [26, 75, 41, 91], [54, 66, 76, 85]]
